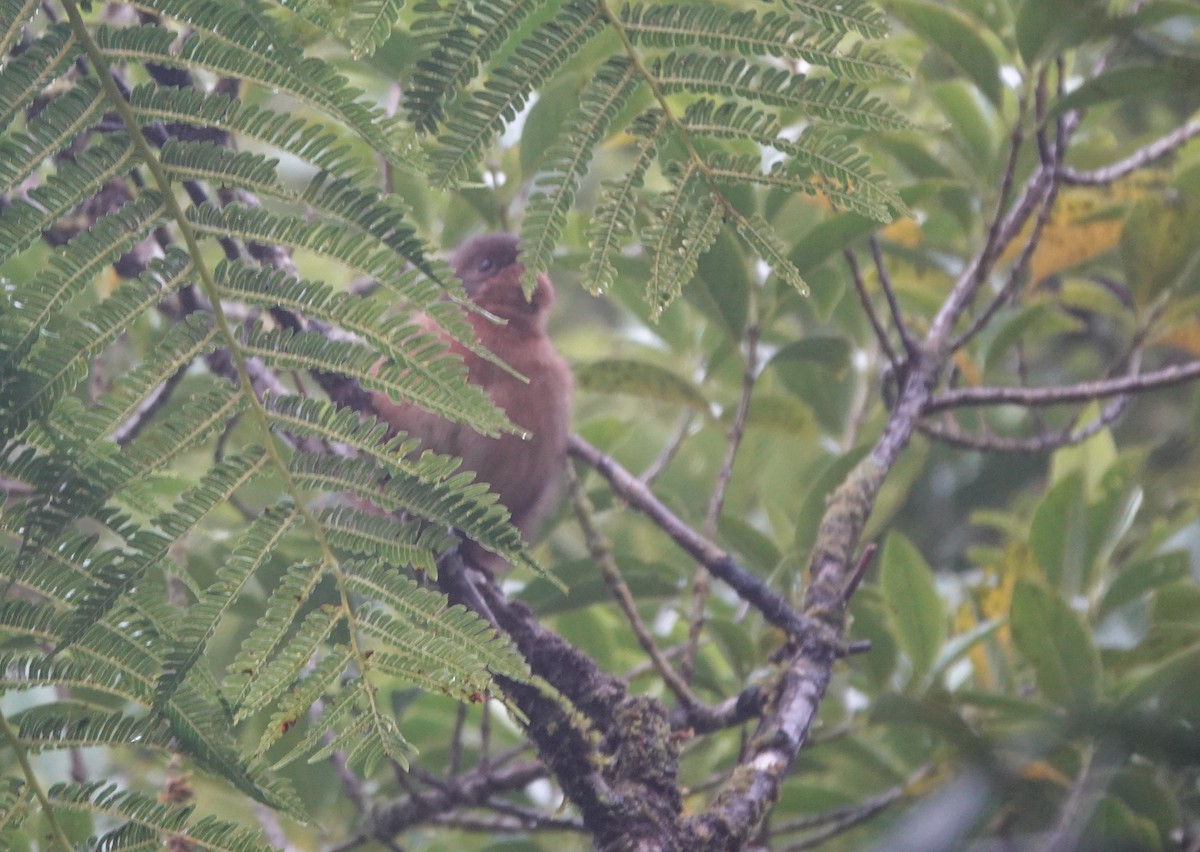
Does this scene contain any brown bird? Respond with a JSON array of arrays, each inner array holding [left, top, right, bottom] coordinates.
[[370, 233, 572, 574]]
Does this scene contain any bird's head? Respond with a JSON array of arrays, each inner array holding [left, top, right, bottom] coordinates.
[[452, 233, 555, 329]]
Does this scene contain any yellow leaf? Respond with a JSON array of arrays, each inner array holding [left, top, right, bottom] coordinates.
[[978, 543, 1034, 657], [951, 350, 982, 387], [880, 217, 922, 247], [1020, 759, 1072, 786], [999, 171, 1168, 284], [97, 267, 121, 299], [1158, 319, 1200, 356], [955, 600, 993, 689]]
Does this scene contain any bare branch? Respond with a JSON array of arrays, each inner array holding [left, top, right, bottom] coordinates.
[[1034, 68, 1055, 169], [669, 685, 766, 735], [919, 396, 1128, 453], [438, 559, 684, 849], [1060, 117, 1200, 186], [569, 435, 813, 638], [927, 359, 1200, 412], [773, 768, 929, 851], [365, 761, 547, 842], [772, 780, 908, 838], [428, 811, 586, 833]]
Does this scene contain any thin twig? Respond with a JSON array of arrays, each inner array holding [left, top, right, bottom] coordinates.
[[669, 685, 766, 735], [640, 413, 694, 486], [772, 765, 932, 849], [366, 761, 547, 840], [869, 237, 916, 357], [622, 643, 687, 682], [569, 435, 813, 638], [487, 743, 536, 772], [1034, 69, 1055, 168], [773, 785, 904, 839], [953, 88, 1064, 353], [974, 93, 1029, 292], [1013, 344, 1048, 432], [919, 396, 1128, 453], [1038, 736, 1125, 852], [478, 691, 492, 773], [480, 796, 585, 830], [686, 44, 1105, 848], [926, 358, 1200, 411], [684, 310, 760, 680], [844, 248, 899, 370], [567, 465, 705, 713], [429, 811, 586, 833], [447, 702, 468, 777], [950, 169, 1058, 352], [111, 362, 189, 445], [842, 542, 877, 601]]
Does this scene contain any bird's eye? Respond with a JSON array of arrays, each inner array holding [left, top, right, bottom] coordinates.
[[478, 257, 494, 273]]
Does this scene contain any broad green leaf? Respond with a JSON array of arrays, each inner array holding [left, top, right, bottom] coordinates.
[[717, 515, 783, 574], [1016, 0, 1111, 63], [848, 586, 900, 690], [1100, 552, 1190, 618], [930, 617, 1006, 682], [1083, 797, 1164, 852], [982, 302, 1082, 370], [1132, 0, 1200, 27], [741, 393, 814, 436], [1049, 416, 1117, 500], [1110, 764, 1183, 843], [870, 693, 984, 754], [1122, 194, 1200, 309], [786, 184, 935, 279], [519, 558, 683, 615], [574, 358, 711, 413], [687, 231, 750, 340], [1010, 579, 1100, 710], [890, 0, 1003, 107], [707, 617, 759, 679], [880, 532, 946, 686], [932, 81, 997, 170], [1050, 63, 1200, 119], [1114, 640, 1200, 709], [768, 335, 853, 375], [1029, 473, 1089, 592], [1058, 277, 1138, 323], [788, 211, 880, 276], [519, 71, 583, 180]]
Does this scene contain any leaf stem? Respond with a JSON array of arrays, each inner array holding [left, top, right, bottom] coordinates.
[[0, 711, 72, 851], [60, 0, 388, 741]]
